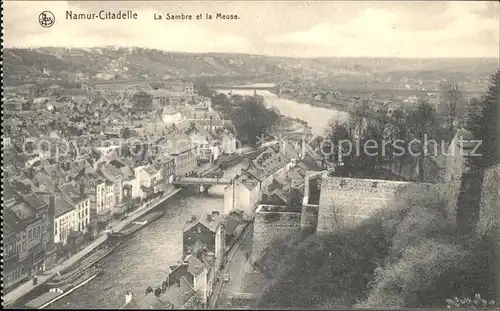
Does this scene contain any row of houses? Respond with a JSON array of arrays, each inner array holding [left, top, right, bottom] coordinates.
[[223, 133, 325, 218], [123, 207, 245, 309], [120, 133, 326, 309], [2, 127, 221, 290]]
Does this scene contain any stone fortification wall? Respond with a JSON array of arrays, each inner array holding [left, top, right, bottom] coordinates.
[[477, 164, 500, 234], [300, 171, 323, 232], [251, 205, 301, 263], [316, 172, 460, 233]]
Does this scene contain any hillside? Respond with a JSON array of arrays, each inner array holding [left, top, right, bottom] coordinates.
[[3, 47, 498, 86]]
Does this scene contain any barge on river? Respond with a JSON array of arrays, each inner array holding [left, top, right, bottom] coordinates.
[[46, 245, 116, 287], [24, 268, 104, 309], [108, 210, 164, 242]]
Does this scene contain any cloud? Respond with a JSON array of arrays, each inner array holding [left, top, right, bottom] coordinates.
[[3, 1, 251, 53], [3, 1, 498, 58], [265, 3, 499, 58]]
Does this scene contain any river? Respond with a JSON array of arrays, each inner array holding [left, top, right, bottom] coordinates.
[[51, 86, 339, 308], [49, 164, 245, 309], [217, 87, 348, 135]]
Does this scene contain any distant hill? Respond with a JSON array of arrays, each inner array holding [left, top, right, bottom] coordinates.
[[3, 47, 498, 86]]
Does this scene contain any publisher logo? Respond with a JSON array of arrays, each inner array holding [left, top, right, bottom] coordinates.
[[39, 11, 55, 28]]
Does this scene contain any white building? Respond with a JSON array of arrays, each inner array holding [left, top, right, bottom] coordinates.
[[134, 165, 163, 198], [221, 130, 238, 154], [224, 172, 262, 218], [53, 197, 77, 244], [162, 106, 185, 125], [103, 181, 116, 212], [53, 186, 91, 245]]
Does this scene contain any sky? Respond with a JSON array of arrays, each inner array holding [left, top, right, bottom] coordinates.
[[3, 0, 500, 58]]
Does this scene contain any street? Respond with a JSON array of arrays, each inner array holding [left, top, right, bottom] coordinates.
[[215, 224, 254, 308]]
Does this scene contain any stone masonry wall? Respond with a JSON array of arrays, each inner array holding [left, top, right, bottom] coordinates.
[[316, 172, 459, 233], [477, 164, 500, 234], [300, 204, 319, 233], [300, 171, 322, 232], [251, 205, 301, 264]]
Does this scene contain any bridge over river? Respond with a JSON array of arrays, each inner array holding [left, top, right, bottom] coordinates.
[[172, 177, 231, 186], [212, 83, 276, 90]]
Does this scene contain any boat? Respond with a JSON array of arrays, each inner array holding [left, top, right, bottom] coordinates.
[[108, 210, 164, 241], [25, 268, 103, 309], [45, 245, 115, 287]]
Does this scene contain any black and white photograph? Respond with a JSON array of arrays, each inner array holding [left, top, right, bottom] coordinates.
[[2, 0, 499, 309]]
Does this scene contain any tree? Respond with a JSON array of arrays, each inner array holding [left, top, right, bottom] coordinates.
[[441, 83, 464, 134], [466, 69, 500, 169], [229, 95, 279, 146], [406, 101, 438, 181]]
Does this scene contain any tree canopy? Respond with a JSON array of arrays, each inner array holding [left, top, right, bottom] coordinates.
[[229, 95, 279, 146], [466, 70, 500, 169]]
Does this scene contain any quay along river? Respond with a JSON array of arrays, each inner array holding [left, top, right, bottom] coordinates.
[[49, 86, 343, 308]]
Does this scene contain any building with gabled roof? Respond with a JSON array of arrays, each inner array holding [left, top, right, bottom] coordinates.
[[182, 210, 225, 297], [164, 134, 197, 177], [3, 183, 51, 289]]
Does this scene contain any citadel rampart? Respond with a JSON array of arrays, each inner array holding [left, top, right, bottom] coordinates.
[[477, 163, 500, 234], [300, 171, 322, 232], [251, 204, 301, 263], [251, 171, 464, 259], [316, 172, 460, 233]]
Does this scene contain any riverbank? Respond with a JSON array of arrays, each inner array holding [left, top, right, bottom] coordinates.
[[269, 89, 353, 114], [6, 158, 242, 307], [4, 186, 183, 307]]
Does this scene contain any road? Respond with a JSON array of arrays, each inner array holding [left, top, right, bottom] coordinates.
[[217, 227, 254, 308], [210, 223, 254, 308], [4, 187, 181, 307]]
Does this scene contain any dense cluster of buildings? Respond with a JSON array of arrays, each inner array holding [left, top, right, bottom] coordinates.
[[120, 130, 327, 308], [3, 79, 240, 292]]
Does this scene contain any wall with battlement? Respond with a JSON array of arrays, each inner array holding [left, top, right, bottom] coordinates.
[[251, 204, 301, 263], [300, 171, 322, 232], [477, 164, 500, 234], [316, 172, 459, 233]]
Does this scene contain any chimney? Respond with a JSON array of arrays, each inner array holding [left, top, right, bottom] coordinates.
[[207, 214, 212, 222], [80, 183, 85, 196], [191, 215, 196, 222], [212, 211, 220, 218], [125, 291, 134, 305]]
